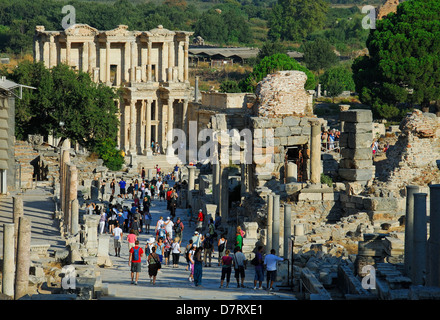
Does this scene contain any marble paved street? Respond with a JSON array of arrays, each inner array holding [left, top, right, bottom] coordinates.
[[99, 196, 296, 301]]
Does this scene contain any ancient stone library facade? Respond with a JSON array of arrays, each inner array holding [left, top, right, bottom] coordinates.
[[34, 24, 193, 157]]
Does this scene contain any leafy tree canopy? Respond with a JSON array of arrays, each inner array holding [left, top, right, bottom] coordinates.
[[353, 0, 440, 120], [239, 53, 316, 93]]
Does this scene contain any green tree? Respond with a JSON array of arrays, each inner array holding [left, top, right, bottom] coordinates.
[[6, 61, 121, 169], [303, 39, 339, 75], [352, 0, 440, 120], [320, 66, 355, 100], [240, 53, 315, 93], [268, 0, 328, 41], [257, 39, 287, 62]]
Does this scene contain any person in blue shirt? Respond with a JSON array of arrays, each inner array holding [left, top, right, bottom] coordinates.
[[119, 179, 127, 199]]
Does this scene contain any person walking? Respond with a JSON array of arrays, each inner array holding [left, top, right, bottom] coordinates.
[[203, 233, 214, 267], [127, 229, 137, 253], [196, 209, 204, 233], [217, 234, 227, 266], [219, 249, 233, 288], [112, 222, 123, 257], [193, 246, 203, 287], [128, 240, 144, 285], [185, 240, 193, 271], [174, 217, 184, 240], [252, 246, 265, 290], [156, 236, 165, 263], [187, 243, 196, 282], [191, 231, 202, 248], [171, 236, 181, 268], [235, 228, 243, 251], [147, 246, 161, 285], [233, 247, 247, 288], [264, 249, 284, 292]]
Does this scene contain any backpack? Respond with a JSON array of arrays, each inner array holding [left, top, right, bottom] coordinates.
[[175, 222, 183, 234], [203, 237, 213, 249], [132, 247, 140, 261], [159, 228, 166, 239]]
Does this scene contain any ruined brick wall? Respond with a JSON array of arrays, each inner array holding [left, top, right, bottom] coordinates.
[[375, 109, 440, 191], [253, 71, 313, 118]]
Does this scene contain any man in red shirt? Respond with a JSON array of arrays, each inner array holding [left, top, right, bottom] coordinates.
[[129, 240, 144, 285], [197, 209, 204, 233]]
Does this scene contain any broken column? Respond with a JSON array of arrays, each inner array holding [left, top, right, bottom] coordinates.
[[2, 223, 15, 298], [404, 185, 419, 279], [413, 192, 427, 286], [272, 194, 280, 254], [71, 198, 79, 235], [310, 120, 321, 184], [427, 184, 440, 287], [14, 217, 31, 300], [64, 164, 77, 236], [12, 195, 23, 250], [83, 215, 100, 256], [338, 109, 374, 185]]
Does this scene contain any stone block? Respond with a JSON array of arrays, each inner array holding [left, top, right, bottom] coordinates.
[[340, 109, 373, 123], [347, 132, 373, 149], [282, 117, 300, 127], [298, 192, 322, 201], [343, 122, 373, 133], [274, 126, 291, 137], [338, 168, 373, 181], [362, 197, 398, 212], [340, 148, 372, 160], [339, 159, 373, 169], [287, 135, 309, 146]]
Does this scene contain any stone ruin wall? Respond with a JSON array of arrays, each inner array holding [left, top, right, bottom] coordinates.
[[253, 70, 314, 118]]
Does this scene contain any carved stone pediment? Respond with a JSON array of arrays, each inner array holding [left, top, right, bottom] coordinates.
[[65, 24, 99, 37], [149, 25, 175, 37], [105, 25, 130, 37]]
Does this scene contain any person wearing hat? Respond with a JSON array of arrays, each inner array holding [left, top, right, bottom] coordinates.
[[191, 231, 202, 248]]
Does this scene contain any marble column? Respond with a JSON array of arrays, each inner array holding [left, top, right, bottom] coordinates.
[[184, 40, 189, 82], [14, 217, 31, 300], [212, 152, 220, 205], [413, 193, 427, 286], [106, 41, 111, 84], [147, 41, 152, 82], [167, 98, 174, 156], [266, 194, 273, 254], [131, 41, 136, 82], [49, 35, 56, 68], [284, 204, 292, 259], [2, 223, 15, 298], [219, 164, 229, 223], [404, 185, 419, 278], [146, 99, 152, 154], [34, 38, 40, 63], [12, 195, 23, 251], [182, 99, 188, 133], [129, 100, 136, 155], [140, 100, 146, 154], [427, 184, 440, 287], [310, 121, 321, 184], [82, 41, 88, 72], [66, 40, 71, 66], [71, 198, 79, 235], [88, 41, 95, 73], [66, 164, 77, 236], [272, 194, 280, 255], [168, 41, 174, 81]]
